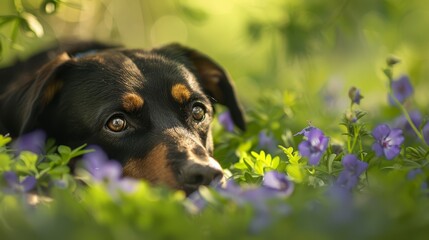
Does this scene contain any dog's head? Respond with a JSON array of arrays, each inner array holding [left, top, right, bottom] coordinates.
[[1, 43, 245, 194]]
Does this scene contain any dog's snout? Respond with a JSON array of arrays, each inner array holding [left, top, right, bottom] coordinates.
[[183, 158, 224, 188]]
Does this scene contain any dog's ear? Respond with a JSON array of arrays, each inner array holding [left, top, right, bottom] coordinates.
[[1, 52, 71, 136], [158, 44, 246, 131]]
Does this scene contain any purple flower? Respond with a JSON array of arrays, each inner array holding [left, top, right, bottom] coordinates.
[[407, 169, 428, 190], [348, 87, 363, 105], [83, 146, 122, 181], [336, 155, 368, 190], [372, 124, 404, 160], [258, 131, 277, 152], [262, 171, 294, 197], [218, 111, 234, 132], [298, 127, 329, 165], [423, 122, 429, 146], [3, 171, 36, 193], [188, 172, 293, 233], [191, 172, 294, 207], [389, 75, 413, 105], [393, 111, 422, 136], [13, 130, 46, 154], [82, 146, 137, 193], [294, 126, 315, 136]]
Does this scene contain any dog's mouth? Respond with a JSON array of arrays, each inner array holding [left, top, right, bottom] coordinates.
[[173, 156, 225, 196], [182, 175, 225, 196]]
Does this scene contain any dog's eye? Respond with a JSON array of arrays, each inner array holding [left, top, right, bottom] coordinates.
[[191, 103, 206, 122], [106, 115, 127, 132]]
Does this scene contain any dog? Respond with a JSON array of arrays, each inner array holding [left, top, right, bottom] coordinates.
[[0, 42, 245, 195]]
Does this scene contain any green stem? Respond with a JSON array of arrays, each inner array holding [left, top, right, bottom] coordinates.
[[389, 91, 426, 145], [350, 125, 361, 153], [14, 0, 24, 13], [347, 133, 351, 153], [384, 65, 427, 146], [359, 137, 364, 160]]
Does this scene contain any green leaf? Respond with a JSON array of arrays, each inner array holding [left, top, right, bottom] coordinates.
[[327, 154, 336, 174], [254, 160, 264, 175], [58, 145, 72, 156], [233, 162, 249, 170], [243, 156, 255, 169], [271, 156, 280, 169], [250, 151, 260, 159], [265, 153, 272, 165], [20, 12, 44, 38], [19, 151, 39, 173], [46, 154, 62, 165], [286, 164, 304, 183], [0, 135, 12, 147], [37, 162, 51, 170], [70, 144, 91, 159], [244, 172, 262, 184], [50, 165, 70, 175], [0, 153, 12, 171], [0, 16, 17, 26], [237, 141, 252, 155]]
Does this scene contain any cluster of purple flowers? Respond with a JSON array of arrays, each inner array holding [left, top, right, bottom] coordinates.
[[1, 131, 46, 194], [189, 171, 294, 232], [82, 146, 138, 195]]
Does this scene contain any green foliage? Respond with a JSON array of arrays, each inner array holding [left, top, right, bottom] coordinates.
[[1, 0, 429, 239]]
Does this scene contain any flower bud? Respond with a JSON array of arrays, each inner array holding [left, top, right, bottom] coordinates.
[[386, 55, 401, 67]]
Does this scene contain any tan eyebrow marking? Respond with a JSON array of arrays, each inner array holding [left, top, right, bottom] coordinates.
[[122, 93, 144, 112], [171, 84, 191, 104]]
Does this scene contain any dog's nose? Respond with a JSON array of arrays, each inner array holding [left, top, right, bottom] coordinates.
[[183, 157, 224, 188]]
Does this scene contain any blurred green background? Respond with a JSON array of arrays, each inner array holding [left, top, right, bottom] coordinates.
[[1, 0, 429, 127]]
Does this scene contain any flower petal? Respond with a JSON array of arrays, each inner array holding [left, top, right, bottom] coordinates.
[[83, 146, 109, 174], [307, 128, 324, 142], [262, 171, 294, 197], [384, 145, 401, 160], [372, 142, 384, 157], [3, 171, 19, 186], [21, 176, 37, 192], [294, 126, 315, 136], [95, 161, 122, 181], [298, 141, 311, 157], [13, 130, 46, 154], [218, 111, 235, 133], [388, 128, 404, 146], [309, 152, 322, 165], [372, 124, 390, 140], [391, 75, 413, 103]]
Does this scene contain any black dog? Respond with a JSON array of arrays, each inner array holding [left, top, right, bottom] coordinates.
[[0, 42, 245, 195]]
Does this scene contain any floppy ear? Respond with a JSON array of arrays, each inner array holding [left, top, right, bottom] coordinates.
[[158, 44, 246, 131], [0, 52, 71, 136]]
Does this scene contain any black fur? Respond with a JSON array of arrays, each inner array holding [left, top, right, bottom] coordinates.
[[0, 42, 245, 195]]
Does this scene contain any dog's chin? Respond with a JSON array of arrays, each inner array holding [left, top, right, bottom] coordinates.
[[182, 175, 226, 196]]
